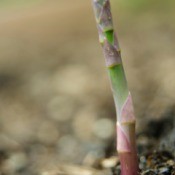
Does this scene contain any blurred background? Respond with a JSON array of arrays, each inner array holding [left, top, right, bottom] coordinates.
[[0, 0, 175, 174]]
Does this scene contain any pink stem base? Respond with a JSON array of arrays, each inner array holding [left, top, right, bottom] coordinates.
[[117, 123, 139, 175], [119, 152, 139, 175]]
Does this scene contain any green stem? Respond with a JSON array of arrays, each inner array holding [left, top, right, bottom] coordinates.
[[91, 0, 139, 174], [108, 65, 128, 118]]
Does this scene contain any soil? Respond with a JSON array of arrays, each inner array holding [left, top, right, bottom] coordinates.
[[0, 1, 175, 175]]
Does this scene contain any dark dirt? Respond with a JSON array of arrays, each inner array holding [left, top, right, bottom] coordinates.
[[105, 111, 175, 175]]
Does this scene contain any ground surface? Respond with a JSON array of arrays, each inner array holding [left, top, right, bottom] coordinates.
[[0, 0, 174, 174]]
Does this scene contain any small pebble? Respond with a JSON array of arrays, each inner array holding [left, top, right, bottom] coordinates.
[[2, 152, 28, 173], [92, 118, 114, 140], [141, 169, 156, 175], [167, 159, 174, 166], [101, 156, 119, 168], [159, 167, 170, 174]]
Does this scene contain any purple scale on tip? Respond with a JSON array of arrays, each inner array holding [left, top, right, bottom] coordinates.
[[103, 40, 121, 67]]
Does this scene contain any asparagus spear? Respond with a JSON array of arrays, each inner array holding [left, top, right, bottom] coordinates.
[[91, 0, 139, 174]]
